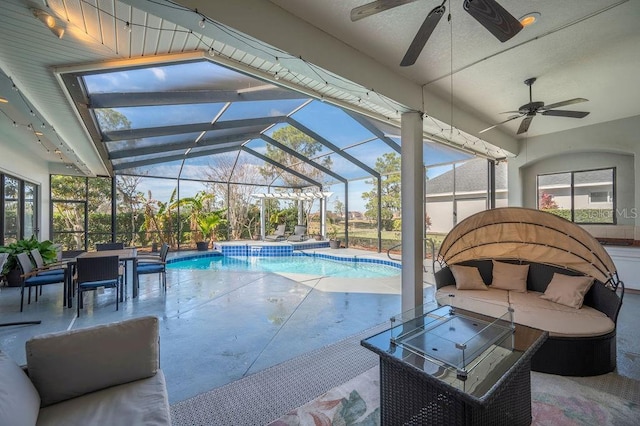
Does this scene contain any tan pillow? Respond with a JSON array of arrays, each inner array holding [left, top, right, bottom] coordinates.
[[27, 316, 159, 407], [490, 260, 529, 293], [450, 265, 487, 290], [540, 273, 594, 309]]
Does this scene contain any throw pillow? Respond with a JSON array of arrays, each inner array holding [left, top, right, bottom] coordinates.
[[540, 273, 594, 309], [450, 264, 488, 290], [0, 351, 41, 426], [490, 260, 529, 293]]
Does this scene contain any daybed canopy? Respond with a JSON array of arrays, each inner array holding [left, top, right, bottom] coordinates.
[[436, 207, 618, 284]]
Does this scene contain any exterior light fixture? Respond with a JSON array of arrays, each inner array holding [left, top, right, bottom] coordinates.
[[519, 12, 540, 28], [31, 8, 65, 39], [0, 97, 8, 103]]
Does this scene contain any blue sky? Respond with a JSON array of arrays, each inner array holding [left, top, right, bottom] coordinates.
[[91, 61, 468, 213]]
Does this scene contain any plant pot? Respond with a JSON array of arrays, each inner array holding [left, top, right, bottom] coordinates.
[[196, 241, 209, 251], [151, 242, 158, 252], [6, 266, 23, 287], [329, 239, 341, 249]]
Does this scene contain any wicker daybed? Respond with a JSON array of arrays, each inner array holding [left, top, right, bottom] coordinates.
[[433, 207, 624, 376]]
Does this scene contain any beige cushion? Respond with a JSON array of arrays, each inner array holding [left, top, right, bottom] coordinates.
[[436, 285, 510, 319], [490, 260, 529, 293], [510, 291, 614, 337], [450, 265, 487, 290], [27, 316, 159, 407], [540, 273, 594, 309], [36, 371, 170, 426], [0, 351, 41, 426]]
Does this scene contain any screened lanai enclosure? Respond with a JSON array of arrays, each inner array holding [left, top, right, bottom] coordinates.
[[49, 57, 503, 252]]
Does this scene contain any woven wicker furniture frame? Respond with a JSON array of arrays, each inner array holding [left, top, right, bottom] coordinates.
[[362, 311, 547, 426], [435, 260, 623, 376]]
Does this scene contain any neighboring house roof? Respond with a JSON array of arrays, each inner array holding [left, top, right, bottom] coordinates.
[[538, 169, 613, 187], [427, 159, 507, 195]]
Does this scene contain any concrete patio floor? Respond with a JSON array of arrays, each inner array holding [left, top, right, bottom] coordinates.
[[1, 246, 638, 405], [0, 247, 433, 403]]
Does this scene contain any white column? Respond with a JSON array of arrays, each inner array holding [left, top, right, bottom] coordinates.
[[321, 197, 327, 238], [401, 112, 424, 312], [260, 198, 266, 240]]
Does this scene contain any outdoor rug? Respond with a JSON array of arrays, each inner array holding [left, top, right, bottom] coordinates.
[[268, 366, 639, 426]]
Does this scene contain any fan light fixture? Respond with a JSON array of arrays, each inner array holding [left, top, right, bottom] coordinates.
[[31, 8, 65, 39], [519, 12, 541, 27]]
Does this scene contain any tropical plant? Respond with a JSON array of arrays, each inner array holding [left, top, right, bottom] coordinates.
[[197, 209, 227, 242], [0, 236, 57, 275]]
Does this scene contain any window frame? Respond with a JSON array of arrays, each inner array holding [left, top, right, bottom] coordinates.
[[0, 172, 39, 245], [536, 167, 616, 225]]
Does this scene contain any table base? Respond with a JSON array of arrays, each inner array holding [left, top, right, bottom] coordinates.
[[379, 357, 532, 426]]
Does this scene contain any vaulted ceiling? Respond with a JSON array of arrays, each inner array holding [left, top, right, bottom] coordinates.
[[0, 0, 638, 178]]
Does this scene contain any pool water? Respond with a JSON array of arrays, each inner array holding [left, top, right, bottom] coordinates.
[[168, 255, 401, 278]]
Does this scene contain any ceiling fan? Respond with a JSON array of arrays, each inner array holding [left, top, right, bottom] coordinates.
[[350, 0, 523, 67], [479, 78, 590, 135]]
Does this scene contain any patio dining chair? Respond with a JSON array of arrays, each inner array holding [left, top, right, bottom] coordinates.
[[265, 224, 287, 241], [16, 252, 66, 312], [76, 255, 121, 316], [287, 225, 308, 242], [0, 252, 8, 285], [136, 243, 169, 292], [96, 242, 125, 251]]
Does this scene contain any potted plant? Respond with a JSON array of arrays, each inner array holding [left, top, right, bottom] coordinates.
[[196, 209, 227, 251], [0, 236, 58, 286], [328, 225, 341, 249]]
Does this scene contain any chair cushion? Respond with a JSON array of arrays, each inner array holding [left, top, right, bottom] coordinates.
[[25, 274, 64, 285], [0, 351, 40, 426], [36, 372, 170, 426], [79, 279, 119, 289], [137, 264, 164, 273]]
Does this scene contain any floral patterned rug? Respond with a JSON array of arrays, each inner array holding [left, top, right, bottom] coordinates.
[[268, 367, 639, 426]]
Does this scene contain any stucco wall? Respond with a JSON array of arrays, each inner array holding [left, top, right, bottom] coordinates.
[[508, 115, 639, 241]]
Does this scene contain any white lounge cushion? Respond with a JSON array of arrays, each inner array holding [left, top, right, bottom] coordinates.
[[36, 371, 170, 426], [436, 285, 510, 319], [0, 351, 40, 426], [509, 291, 614, 337]]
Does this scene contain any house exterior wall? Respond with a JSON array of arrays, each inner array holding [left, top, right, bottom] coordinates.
[[0, 138, 50, 240]]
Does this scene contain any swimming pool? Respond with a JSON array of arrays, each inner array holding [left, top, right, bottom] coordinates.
[[168, 254, 401, 278]]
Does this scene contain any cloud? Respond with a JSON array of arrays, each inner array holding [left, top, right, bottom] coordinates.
[[150, 68, 167, 81]]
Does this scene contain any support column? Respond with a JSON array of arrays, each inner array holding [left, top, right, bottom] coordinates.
[[320, 196, 327, 238], [401, 112, 424, 312], [298, 199, 304, 225], [260, 198, 266, 240]]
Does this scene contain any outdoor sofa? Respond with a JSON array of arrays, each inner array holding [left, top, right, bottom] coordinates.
[[433, 207, 624, 377], [0, 316, 171, 425]]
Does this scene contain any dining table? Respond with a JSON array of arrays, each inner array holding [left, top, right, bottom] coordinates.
[[66, 248, 139, 307]]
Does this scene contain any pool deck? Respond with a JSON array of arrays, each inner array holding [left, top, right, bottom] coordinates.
[[0, 244, 434, 404]]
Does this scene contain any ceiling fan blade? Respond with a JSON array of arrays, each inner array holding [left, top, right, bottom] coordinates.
[[539, 98, 588, 111], [517, 115, 534, 134], [463, 0, 523, 42], [541, 110, 590, 118], [479, 114, 523, 134], [351, 0, 420, 22], [400, 5, 445, 67]]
